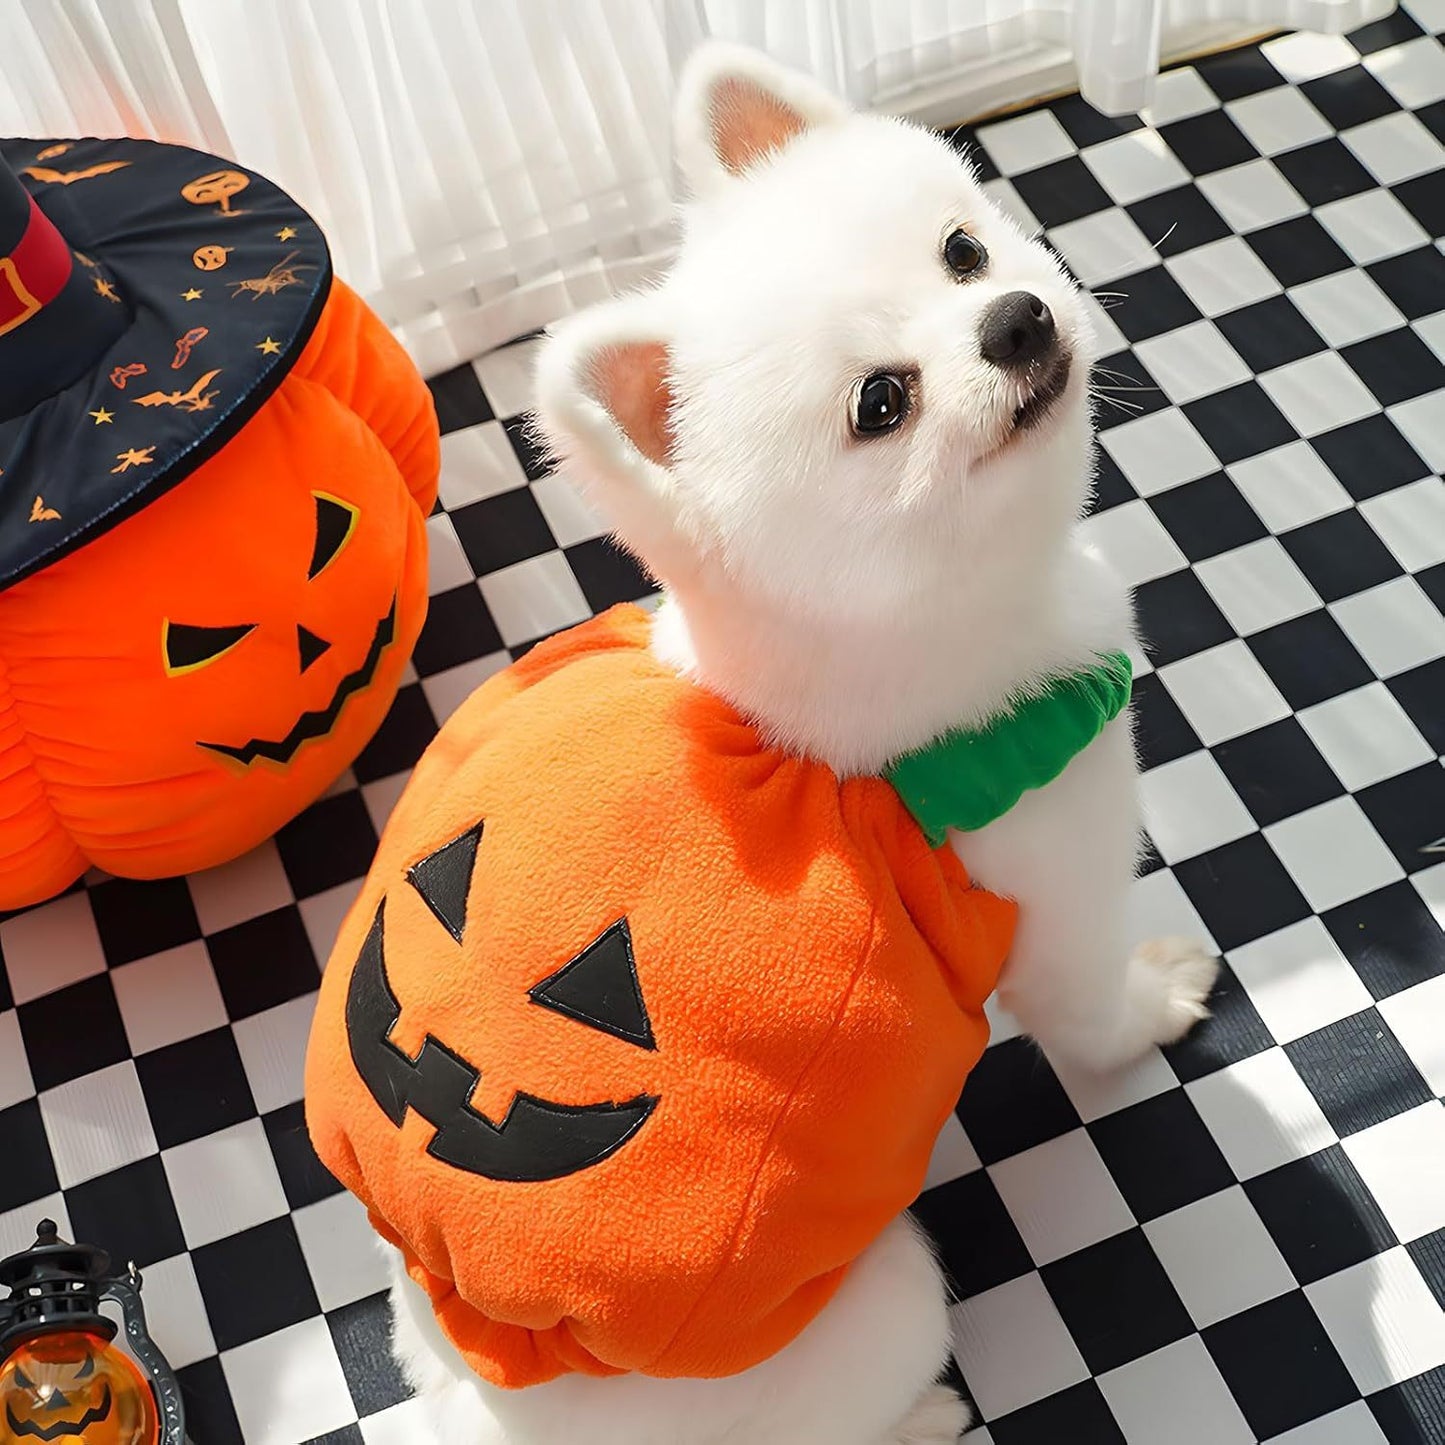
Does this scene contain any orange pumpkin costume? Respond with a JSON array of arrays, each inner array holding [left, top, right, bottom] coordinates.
[[0, 136, 437, 909], [307, 605, 1017, 1387]]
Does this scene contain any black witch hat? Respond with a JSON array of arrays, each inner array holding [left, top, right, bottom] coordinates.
[[0, 135, 332, 589]]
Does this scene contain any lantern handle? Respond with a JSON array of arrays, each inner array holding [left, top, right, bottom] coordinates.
[[103, 1263, 191, 1445]]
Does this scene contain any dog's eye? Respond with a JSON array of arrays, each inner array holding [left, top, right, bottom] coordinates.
[[944, 228, 987, 278], [854, 373, 910, 436]]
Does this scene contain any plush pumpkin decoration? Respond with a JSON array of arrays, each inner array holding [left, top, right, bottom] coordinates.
[[306, 604, 1019, 1388], [0, 137, 438, 908]]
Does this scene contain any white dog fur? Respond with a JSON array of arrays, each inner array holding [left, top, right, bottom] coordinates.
[[389, 40, 1219, 1444]]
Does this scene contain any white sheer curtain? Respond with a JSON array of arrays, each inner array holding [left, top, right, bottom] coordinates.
[[0, 0, 1393, 372]]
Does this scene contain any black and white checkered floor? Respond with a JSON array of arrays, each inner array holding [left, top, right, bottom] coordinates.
[[3, 13, 1444, 1444]]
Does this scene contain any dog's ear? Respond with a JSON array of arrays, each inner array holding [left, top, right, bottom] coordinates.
[[534, 293, 686, 562], [675, 42, 848, 197]]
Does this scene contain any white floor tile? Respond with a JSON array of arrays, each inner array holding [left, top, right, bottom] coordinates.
[[989, 1129, 1135, 1266], [1195, 537, 1323, 636], [1227, 87, 1332, 156], [1259, 352, 1381, 438], [1268, 1401, 1390, 1444], [163, 1118, 289, 1249], [1159, 640, 1292, 746], [1145, 1185, 1297, 1329], [1261, 31, 1358, 83], [232, 992, 317, 1115], [1360, 476, 1445, 573], [111, 942, 230, 1057], [140, 1252, 217, 1370], [977, 108, 1078, 175], [0, 1011, 34, 1111], [1364, 35, 1445, 110], [1100, 409, 1218, 495], [1167, 237, 1281, 316], [1099, 1334, 1255, 1445], [1299, 682, 1433, 791], [294, 1190, 392, 1312], [1333, 577, 1445, 678], [950, 1274, 1089, 1421], [1228, 442, 1353, 532], [1342, 110, 1444, 186], [1198, 159, 1308, 234], [1141, 752, 1256, 864], [923, 1111, 982, 1192], [1133, 321, 1253, 405], [1306, 1246, 1445, 1394], [40, 1060, 157, 1189], [1377, 973, 1445, 1096], [1, 892, 106, 1006], [1290, 270, 1407, 349], [1266, 796, 1406, 913], [1228, 917, 1373, 1046], [222, 1317, 357, 1445], [1082, 499, 1188, 587], [1317, 189, 1430, 267], [1084, 130, 1191, 206], [1341, 1103, 1445, 1245], [1186, 1049, 1337, 1179], [186, 843, 295, 938], [478, 552, 591, 648], [437, 421, 529, 509]]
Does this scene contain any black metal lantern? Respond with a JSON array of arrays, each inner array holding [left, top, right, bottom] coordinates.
[[0, 1221, 187, 1444]]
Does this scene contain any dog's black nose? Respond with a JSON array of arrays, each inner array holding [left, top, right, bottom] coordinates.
[[979, 291, 1055, 368]]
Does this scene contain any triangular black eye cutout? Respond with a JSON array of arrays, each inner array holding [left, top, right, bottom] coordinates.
[[529, 919, 656, 1050], [407, 823, 483, 943]]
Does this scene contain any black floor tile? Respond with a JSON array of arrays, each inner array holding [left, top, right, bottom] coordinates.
[[207, 908, 320, 1021], [1285, 1009, 1434, 1138], [1324, 880, 1445, 1001], [136, 1027, 257, 1149], [1174, 833, 1312, 954], [1215, 293, 1327, 372], [276, 790, 382, 899], [427, 363, 492, 434], [1312, 414, 1431, 501], [19, 975, 130, 1092], [65, 1155, 185, 1268], [953, 1037, 1082, 1165], [1089, 1091, 1235, 1221], [1358, 763, 1445, 875], [1183, 381, 1297, 465], [192, 1217, 321, 1351], [913, 1169, 1035, 1298], [411, 583, 504, 675], [1135, 569, 1237, 666], [1244, 1144, 1398, 1284], [1213, 717, 1345, 828], [1149, 472, 1268, 561], [1042, 1229, 1193, 1374], [1282, 510, 1404, 603], [1204, 1291, 1360, 1438]]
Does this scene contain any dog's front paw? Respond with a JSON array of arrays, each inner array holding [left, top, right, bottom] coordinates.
[[889, 1385, 971, 1444], [1128, 936, 1219, 1047]]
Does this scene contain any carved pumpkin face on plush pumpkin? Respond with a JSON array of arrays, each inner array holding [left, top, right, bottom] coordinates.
[[0, 297, 434, 891], [0, 134, 439, 908], [0, 1332, 157, 1444]]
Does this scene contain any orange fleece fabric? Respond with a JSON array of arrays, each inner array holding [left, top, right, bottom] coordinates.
[[306, 604, 1016, 1388]]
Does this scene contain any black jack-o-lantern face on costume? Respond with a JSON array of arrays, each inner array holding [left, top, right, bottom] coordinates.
[[345, 823, 660, 1184], [0, 1333, 157, 1445]]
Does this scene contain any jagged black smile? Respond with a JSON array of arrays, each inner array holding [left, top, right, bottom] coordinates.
[[6, 1386, 113, 1440], [346, 901, 657, 1182], [200, 596, 396, 766]]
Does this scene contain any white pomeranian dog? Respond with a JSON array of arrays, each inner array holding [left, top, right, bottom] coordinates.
[[387, 41, 1218, 1445]]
